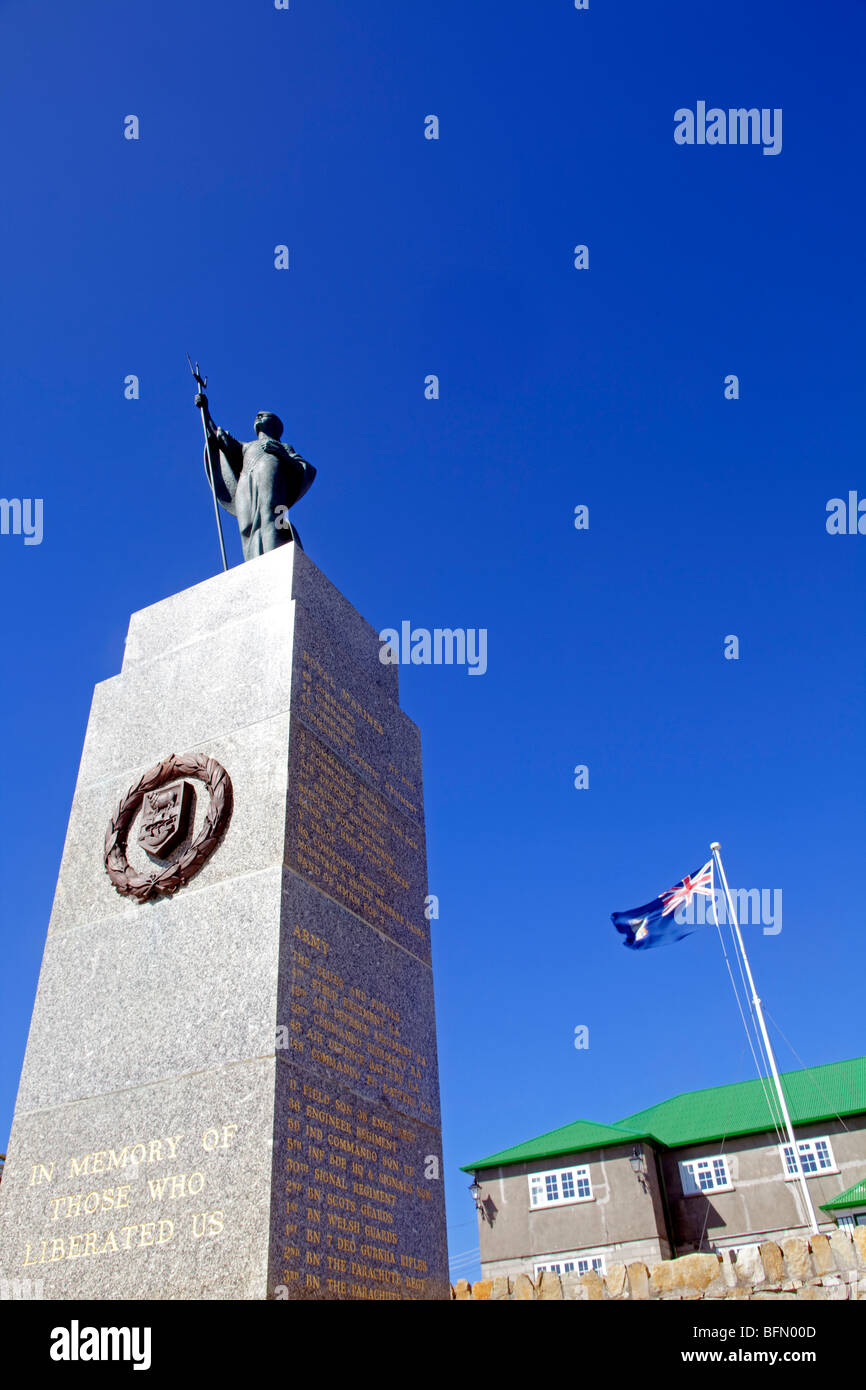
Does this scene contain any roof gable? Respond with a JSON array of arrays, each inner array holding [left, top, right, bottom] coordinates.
[[462, 1118, 648, 1172], [821, 1178, 866, 1212]]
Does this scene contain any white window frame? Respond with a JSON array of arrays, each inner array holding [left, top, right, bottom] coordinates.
[[678, 1155, 734, 1197], [778, 1136, 838, 1180], [534, 1258, 577, 1277], [534, 1253, 605, 1278], [528, 1164, 593, 1209]]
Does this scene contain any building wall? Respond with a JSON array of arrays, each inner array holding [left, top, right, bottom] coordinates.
[[480, 1237, 665, 1282], [662, 1117, 866, 1253], [475, 1143, 672, 1278]]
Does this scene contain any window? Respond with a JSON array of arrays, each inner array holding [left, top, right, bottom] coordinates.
[[678, 1156, 733, 1196], [529, 1165, 593, 1208], [779, 1137, 837, 1179], [535, 1260, 576, 1276], [534, 1254, 604, 1277], [836, 1213, 866, 1229]]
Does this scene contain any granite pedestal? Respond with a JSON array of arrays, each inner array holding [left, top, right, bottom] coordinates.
[[0, 546, 448, 1299]]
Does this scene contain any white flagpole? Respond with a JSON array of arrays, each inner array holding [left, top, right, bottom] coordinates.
[[710, 841, 819, 1235]]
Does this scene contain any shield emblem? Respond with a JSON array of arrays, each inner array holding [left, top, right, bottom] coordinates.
[[137, 781, 193, 857]]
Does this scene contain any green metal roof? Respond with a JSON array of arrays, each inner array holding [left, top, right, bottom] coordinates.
[[462, 1119, 650, 1172], [821, 1179, 866, 1212], [618, 1056, 866, 1148], [462, 1055, 866, 1173]]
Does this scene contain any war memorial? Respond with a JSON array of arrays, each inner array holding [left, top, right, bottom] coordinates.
[[0, 388, 449, 1300]]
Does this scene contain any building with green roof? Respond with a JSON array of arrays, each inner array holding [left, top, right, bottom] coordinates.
[[462, 1055, 866, 1281], [820, 1179, 866, 1226]]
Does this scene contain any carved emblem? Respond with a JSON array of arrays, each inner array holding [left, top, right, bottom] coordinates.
[[104, 753, 233, 903], [137, 781, 193, 857]]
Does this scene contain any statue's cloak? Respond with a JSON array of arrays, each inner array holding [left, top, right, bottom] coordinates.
[[204, 428, 317, 558], [204, 430, 317, 514]]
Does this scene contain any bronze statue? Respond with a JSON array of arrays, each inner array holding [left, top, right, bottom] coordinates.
[[190, 366, 316, 563]]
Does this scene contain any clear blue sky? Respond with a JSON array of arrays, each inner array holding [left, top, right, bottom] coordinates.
[[1, 0, 864, 1285]]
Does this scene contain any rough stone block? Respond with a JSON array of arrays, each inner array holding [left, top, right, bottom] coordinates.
[[512, 1274, 536, 1301], [781, 1237, 812, 1281], [829, 1229, 856, 1271], [809, 1234, 833, 1274], [760, 1241, 785, 1283], [825, 1284, 850, 1301], [650, 1252, 722, 1294], [537, 1271, 564, 1301], [853, 1227, 866, 1269], [733, 1245, 765, 1286], [579, 1270, 604, 1301], [626, 1261, 649, 1300], [560, 1273, 586, 1300], [472, 1280, 493, 1301], [605, 1262, 627, 1299], [453, 1280, 472, 1300], [718, 1250, 738, 1289]]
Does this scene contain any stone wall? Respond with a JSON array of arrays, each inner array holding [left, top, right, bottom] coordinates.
[[451, 1227, 866, 1300]]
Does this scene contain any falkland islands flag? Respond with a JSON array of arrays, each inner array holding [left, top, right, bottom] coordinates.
[[611, 862, 714, 951]]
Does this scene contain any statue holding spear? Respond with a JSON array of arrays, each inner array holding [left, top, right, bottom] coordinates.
[[188, 356, 317, 566]]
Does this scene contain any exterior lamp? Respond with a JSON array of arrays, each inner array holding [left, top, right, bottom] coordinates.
[[469, 1178, 483, 1210], [629, 1145, 645, 1175]]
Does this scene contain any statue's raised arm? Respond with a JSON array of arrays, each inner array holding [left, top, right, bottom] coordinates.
[[195, 393, 243, 517]]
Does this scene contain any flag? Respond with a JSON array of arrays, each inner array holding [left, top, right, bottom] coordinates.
[[611, 861, 714, 951]]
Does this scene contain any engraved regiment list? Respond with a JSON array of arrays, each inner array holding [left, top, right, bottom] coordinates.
[[277, 609, 447, 1299]]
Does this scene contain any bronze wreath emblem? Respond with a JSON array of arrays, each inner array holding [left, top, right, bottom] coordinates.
[[104, 753, 233, 902]]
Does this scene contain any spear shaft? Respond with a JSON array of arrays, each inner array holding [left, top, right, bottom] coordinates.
[[187, 354, 228, 573]]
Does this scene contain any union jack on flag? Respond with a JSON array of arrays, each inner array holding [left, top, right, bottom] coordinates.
[[611, 860, 716, 952], [659, 862, 714, 917]]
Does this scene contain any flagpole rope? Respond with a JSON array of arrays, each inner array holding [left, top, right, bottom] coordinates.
[[762, 1008, 851, 1135], [708, 869, 787, 1148], [711, 857, 788, 1145], [723, 890, 787, 1142]]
